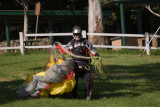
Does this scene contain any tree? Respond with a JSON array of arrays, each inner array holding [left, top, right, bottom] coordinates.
[[15, 0, 30, 41], [88, 0, 106, 45], [145, 5, 160, 17]]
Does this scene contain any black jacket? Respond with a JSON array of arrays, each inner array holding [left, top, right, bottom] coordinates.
[[65, 38, 99, 58]]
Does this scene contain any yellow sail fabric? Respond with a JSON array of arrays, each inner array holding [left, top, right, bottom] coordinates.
[[48, 74, 76, 95], [35, 72, 45, 77], [39, 74, 76, 97], [56, 58, 65, 64], [23, 73, 34, 85], [26, 55, 75, 98], [46, 55, 56, 70], [39, 89, 49, 98]]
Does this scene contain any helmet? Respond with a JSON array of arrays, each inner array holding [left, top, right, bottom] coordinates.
[[72, 26, 82, 41]]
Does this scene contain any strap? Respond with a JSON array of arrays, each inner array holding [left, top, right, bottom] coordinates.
[[54, 42, 92, 60]]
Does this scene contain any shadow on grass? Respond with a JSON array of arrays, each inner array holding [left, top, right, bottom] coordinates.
[[108, 62, 160, 83], [29, 67, 45, 71], [0, 59, 43, 67], [92, 81, 141, 99], [0, 80, 24, 105], [0, 62, 160, 104], [0, 61, 28, 67], [91, 62, 160, 99]]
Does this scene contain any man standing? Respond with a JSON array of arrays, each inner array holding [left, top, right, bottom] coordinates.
[[56, 26, 99, 100]]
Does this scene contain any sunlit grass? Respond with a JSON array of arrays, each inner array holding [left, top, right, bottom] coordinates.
[[0, 50, 160, 107]]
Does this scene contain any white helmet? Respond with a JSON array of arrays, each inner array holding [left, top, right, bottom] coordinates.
[[72, 26, 82, 41]]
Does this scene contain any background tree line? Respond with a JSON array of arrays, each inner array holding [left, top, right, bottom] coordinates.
[[0, 0, 160, 44]]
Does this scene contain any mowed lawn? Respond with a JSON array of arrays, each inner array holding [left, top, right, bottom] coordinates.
[[0, 50, 160, 107]]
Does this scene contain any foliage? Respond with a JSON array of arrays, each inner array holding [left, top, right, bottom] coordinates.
[[150, 49, 160, 55], [101, 0, 112, 4], [0, 0, 22, 10], [40, 0, 88, 10], [0, 0, 88, 10], [104, 12, 117, 26]]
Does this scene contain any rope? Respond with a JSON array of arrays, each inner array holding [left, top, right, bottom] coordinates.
[[54, 42, 99, 60], [91, 57, 107, 79]]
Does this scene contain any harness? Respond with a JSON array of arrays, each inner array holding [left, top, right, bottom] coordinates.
[[70, 39, 91, 70], [70, 38, 88, 57]]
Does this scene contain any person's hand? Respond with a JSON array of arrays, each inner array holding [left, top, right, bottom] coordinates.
[[53, 42, 58, 46], [95, 53, 100, 60], [96, 56, 100, 60], [96, 55, 100, 60]]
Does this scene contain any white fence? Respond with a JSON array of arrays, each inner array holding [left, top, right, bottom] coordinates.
[[0, 31, 160, 55]]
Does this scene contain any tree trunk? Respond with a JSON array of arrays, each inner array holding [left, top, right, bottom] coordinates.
[[23, 3, 29, 41], [88, 0, 106, 45], [15, 0, 30, 41]]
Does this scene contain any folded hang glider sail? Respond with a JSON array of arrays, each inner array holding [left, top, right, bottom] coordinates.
[[18, 57, 76, 98], [18, 45, 76, 98]]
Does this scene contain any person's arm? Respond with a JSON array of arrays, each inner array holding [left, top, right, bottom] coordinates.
[[54, 41, 73, 54], [64, 41, 73, 52], [86, 40, 99, 57]]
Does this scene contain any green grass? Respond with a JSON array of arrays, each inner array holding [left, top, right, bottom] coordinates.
[[0, 50, 160, 107]]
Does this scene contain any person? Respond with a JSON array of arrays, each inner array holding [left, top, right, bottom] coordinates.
[[55, 26, 99, 100]]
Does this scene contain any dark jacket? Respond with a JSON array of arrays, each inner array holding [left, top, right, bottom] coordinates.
[[65, 38, 99, 58]]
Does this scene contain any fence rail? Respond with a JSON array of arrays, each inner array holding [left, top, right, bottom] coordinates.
[[25, 33, 73, 37], [87, 33, 145, 37], [0, 47, 20, 50], [0, 30, 160, 55]]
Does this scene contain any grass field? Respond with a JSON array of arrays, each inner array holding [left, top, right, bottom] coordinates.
[[0, 50, 160, 107]]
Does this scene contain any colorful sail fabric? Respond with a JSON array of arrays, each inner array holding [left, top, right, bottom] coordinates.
[[18, 58, 76, 98]]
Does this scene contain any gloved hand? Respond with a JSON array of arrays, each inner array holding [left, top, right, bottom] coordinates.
[[95, 53, 100, 60], [96, 56, 101, 60], [53, 42, 58, 46]]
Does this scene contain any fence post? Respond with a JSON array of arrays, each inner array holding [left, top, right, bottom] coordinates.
[[82, 30, 86, 38], [19, 32, 24, 55], [145, 32, 150, 55]]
